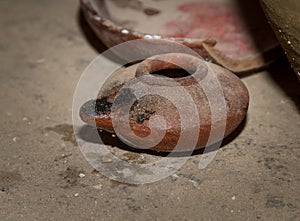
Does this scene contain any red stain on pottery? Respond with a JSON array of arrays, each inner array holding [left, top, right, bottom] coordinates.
[[164, 2, 255, 58]]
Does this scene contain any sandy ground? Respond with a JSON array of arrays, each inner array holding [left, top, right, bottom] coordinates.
[[0, 1, 299, 220]]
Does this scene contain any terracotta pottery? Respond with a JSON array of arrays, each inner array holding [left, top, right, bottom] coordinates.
[[80, 0, 281, 73], [80, 53, 249, 152]]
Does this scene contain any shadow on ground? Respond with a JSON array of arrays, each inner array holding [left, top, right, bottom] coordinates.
[[77, 117, 247, 157]]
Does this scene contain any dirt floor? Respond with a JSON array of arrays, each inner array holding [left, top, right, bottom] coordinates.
[[0, 1, 299, 220]]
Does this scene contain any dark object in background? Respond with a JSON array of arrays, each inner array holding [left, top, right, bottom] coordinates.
[[260, 0, 300, 80]]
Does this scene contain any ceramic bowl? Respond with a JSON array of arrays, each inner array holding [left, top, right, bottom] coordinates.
[[80, 0, 281, 72]]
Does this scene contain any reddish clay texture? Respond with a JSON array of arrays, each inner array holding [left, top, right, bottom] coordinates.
[[164, 2, 255, 58], [80, 0, 280, 73], [80, 53, 249, 152]]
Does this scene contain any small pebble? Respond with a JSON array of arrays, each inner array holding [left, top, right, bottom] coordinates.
[[171, 174, 179, 179], [101, 156, 112, 163], [280, 100, 286, 104], [189, 180, 200, 189], [111, 134, 116, 138], [0, 186, 8, 192], [12, 137, 18, 142], [93, 184, 102, 190], [36, 58, 45, 64], [74, 193, 79, 197], [231, 196, 236, 200], [287, 41, 291, 45], [79, 173, 85, 178]]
